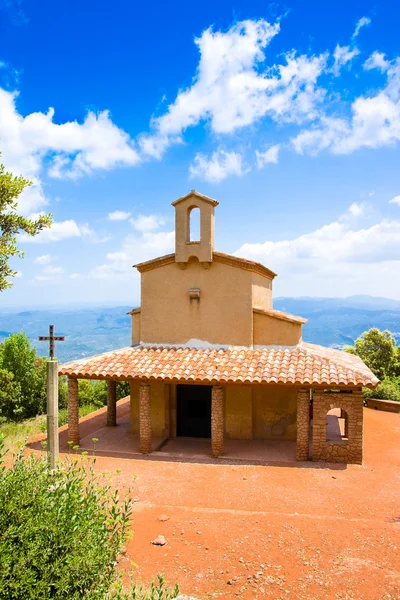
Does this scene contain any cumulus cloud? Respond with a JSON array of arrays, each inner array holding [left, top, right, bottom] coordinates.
[[189, 148, 247, 182], [255, 144, 280, 168], [235, 203, 400, 296], [130, 214, 166, 232], [352, 16, 371, 39], [138, 19, 327, 159], [331, 45, 360, 76], [389, 195, 400, 206], [291, 58, 400, 156], [0, 88, 139, 213], [364, 51, 390, 72], [20, 219, 92, 243], [34, 254, 52, 264], [87, 229, 175, 281], [108, 210, 132, 221]]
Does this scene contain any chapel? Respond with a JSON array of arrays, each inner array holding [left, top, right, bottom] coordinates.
[[60, 190, 379, 464]]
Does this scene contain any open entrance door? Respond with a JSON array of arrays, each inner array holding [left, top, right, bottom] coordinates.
[[177, 384, 212, 438]]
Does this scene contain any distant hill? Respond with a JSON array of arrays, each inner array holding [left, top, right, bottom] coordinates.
[[0, 295, 399, 363]]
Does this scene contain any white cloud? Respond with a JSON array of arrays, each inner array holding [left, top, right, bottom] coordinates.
[[255, 144, 280, 168], [0, 88, 140, 213], [139, 19, 327, 159], [34, 254, 52, 264], [389, 195, 400, 206], [352, 16, 371, 39], [235, 204, 400, 297], [291, 58, 400, 156], [331, 45, 360, 76], [43, 265, 64, 275], [108, 210, 132, 221], [130, 214, 165, 232], [344, 201, 369, 218], [34, 265, 64, 282], [189, 148, 247, 182], [364, 51, 390, 72], [87, 229, 175, 281], [20, 219, 90, 243]]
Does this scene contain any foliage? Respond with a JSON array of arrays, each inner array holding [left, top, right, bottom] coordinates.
[[0, 154, 52, 291], [0, 368, 22, 420], [107, 575, 179, 600], [363, 378, 400, 402], [0, 332, 47, 420], [0, 438, 133, 600], [344, 328, 400, 381]]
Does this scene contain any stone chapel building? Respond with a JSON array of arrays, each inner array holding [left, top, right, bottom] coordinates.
[[60, 190, 379, 464]]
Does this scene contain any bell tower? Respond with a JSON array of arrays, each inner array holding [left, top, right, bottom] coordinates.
[[172, 190, 219, 266]]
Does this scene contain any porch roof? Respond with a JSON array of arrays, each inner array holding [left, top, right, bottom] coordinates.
[[59, 342, 379, 388]]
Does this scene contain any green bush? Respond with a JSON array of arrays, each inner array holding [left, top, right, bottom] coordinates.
[[363, 377, 400, 402], [0, 439, 132, 600]]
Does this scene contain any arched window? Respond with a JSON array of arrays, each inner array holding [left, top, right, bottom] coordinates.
[[326, 408, 348, 442], [188, 207, 200, 242]]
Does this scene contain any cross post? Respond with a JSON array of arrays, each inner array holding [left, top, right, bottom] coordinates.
[[38, 325, 66, 468]]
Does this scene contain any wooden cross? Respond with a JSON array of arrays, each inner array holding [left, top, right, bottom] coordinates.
[[38, 325, 65, 359]]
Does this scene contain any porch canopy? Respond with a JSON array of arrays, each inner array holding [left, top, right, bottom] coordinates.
[[59, 342, 378, 387], [59, 343, 378, 464]]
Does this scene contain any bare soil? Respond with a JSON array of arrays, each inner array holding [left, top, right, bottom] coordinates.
[[86, 408, 400, 600]]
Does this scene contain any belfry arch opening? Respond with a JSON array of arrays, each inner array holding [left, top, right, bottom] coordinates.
[[187, 206, 200, 242]]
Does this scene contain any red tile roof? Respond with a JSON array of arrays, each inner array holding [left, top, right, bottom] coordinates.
[[59, 343, 379, 388]]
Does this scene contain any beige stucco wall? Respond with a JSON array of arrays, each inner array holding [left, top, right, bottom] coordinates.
[[252, 272, 273, 310], [140, 259, 254, 346], [252, 386, 297, 440], [131, 312, 141, 345], [225, 385, 253, 439], [253, 312, 302, 346], [130, 381, 168, 437]]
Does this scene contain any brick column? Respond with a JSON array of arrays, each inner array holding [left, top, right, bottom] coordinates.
[[211, 386, 224, 458], [139, 382, 151, 454], [68, 378, 79, 446], [296, 388, 310, 461], [106, 380, 117, 426]]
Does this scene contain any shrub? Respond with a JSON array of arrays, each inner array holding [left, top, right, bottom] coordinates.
[[0, 439, 132, 600], [363, 377, 400, 402]]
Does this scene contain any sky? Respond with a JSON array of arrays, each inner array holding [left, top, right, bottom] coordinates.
[[0, 0, 400, 307]]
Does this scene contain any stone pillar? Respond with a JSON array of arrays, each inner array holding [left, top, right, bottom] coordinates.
[[106, 380, 117, 426], [139, 382, 151, 454], [47, 359, 59, 468], [68, 378, 79, 446], [296, 388, 310, 461], [211, 386, 224, 458]]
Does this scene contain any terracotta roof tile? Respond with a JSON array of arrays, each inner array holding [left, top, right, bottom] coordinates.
[[59, 343, 379, 388]]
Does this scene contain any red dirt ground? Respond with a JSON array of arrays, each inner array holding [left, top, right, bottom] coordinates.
[[31, 406, 400, 599]]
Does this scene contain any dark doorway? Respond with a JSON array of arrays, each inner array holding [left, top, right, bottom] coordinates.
[[177, 384, 212, 438]]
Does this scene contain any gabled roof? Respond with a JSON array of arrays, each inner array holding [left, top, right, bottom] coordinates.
[[134, 251, 277, 279], [171, 189, 219, 207], [59, 342, 379, 388]]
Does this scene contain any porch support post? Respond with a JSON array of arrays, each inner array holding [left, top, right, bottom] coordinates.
[[106, 380, 117, 426], [68, 378, 80, 446], [211, 386, 224, 458], [296, 388, 310, 461], [139, 382, 152, 454]]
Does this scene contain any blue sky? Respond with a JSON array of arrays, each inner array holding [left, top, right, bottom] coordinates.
[[1, 0, 400, 307]]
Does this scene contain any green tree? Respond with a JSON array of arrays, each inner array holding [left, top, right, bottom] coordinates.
[[0, 154, 52, 290], [344, 328, 398, 381], [0, 333, 46, 419], [0, 369, 22, 421]]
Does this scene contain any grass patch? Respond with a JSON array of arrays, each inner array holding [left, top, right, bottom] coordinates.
[[0, 404, 102, 455]]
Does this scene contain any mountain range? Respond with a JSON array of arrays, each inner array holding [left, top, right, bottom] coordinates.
[[0, 295, 399, 364]]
